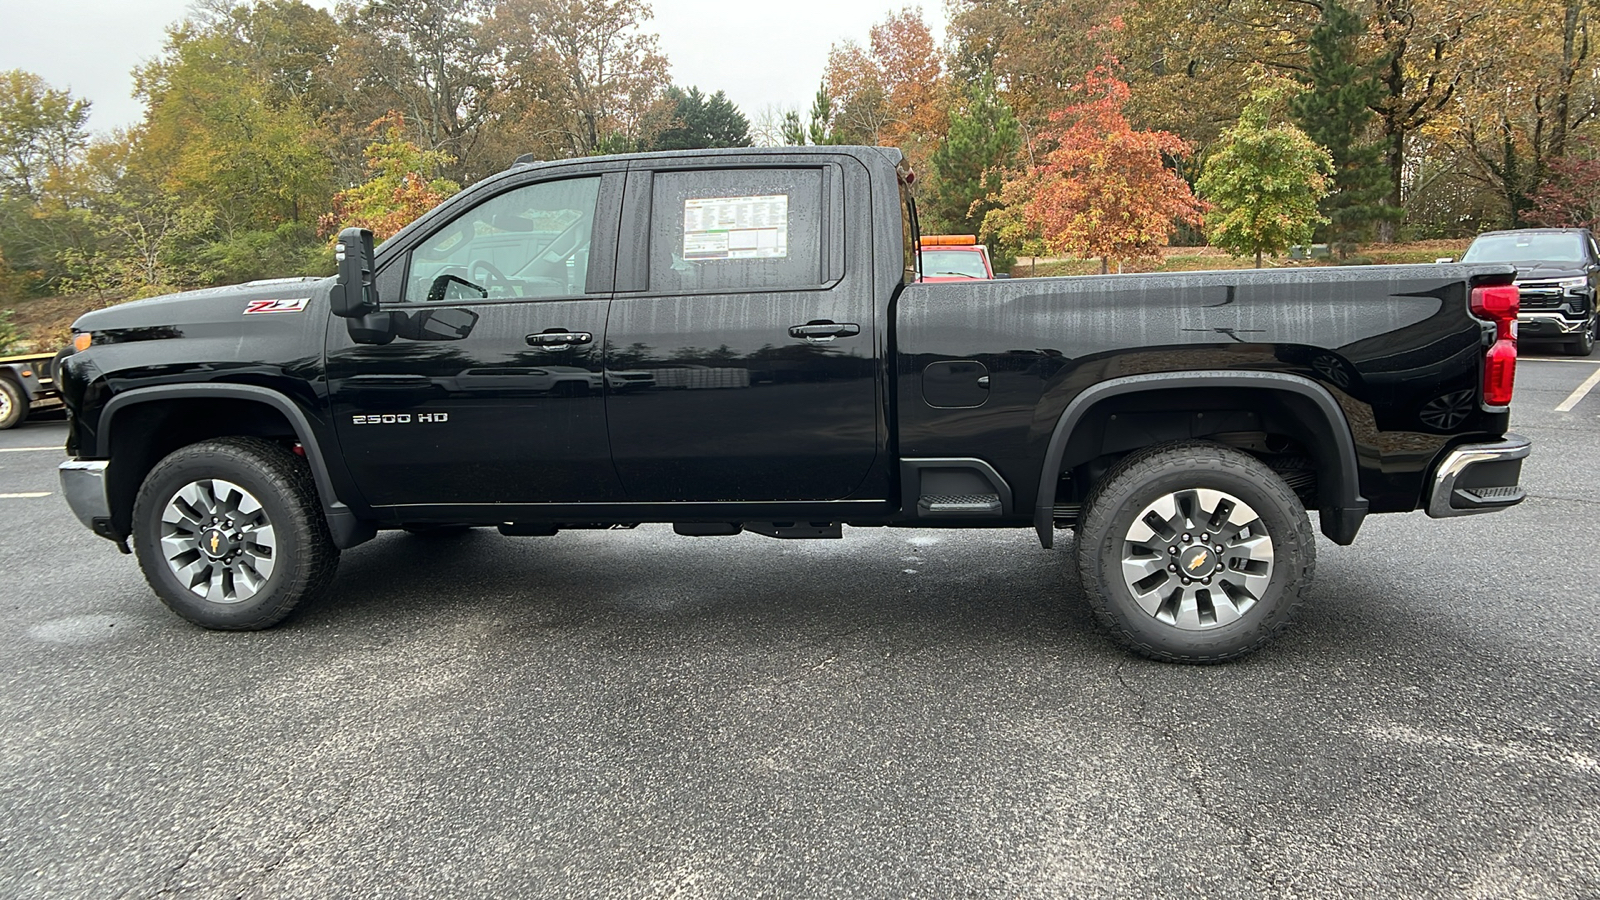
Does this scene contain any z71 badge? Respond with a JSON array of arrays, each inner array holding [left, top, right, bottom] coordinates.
[[244, 297, 310, 315]]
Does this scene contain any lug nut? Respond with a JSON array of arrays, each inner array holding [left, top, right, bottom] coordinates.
[[1182, 534, 1192, 543], [1200, 533, 1210, 542], [1168, 564, 1178, 572], [1203, 577, 1212, 585], [1169, 546, 1178, 555]]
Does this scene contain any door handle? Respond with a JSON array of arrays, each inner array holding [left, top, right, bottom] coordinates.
[[526, 330, 593, 347], [788, 321, 861, 341]]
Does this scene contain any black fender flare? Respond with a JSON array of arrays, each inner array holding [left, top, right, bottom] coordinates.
[[1033, 370, 1368, 548], [96, 383, 375, 549]]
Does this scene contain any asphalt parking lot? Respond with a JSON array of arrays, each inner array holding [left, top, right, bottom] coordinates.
[[2, 357, 1598, 898]]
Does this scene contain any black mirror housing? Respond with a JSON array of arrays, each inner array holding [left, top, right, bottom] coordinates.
[[331, 227, 379, 318]]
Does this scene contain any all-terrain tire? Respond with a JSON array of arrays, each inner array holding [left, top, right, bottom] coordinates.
[[1076, 441, 1315, 664], [132, 437, 338, 630], [1568, 320, 1596, 356]]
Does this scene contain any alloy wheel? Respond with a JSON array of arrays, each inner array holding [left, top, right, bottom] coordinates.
[[1118, 488, 1274, 630], [158, 478, 277, 603]]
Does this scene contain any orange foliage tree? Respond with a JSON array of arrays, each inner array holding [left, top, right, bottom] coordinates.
[[822, 8, 947, 166], [999, 67, 1205, 273], [319, 113, 459, 241]]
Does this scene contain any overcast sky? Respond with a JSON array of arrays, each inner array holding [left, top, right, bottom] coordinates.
[[0, 0, 948, 137]]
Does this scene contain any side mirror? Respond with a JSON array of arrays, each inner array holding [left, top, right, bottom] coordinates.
[[331, 227, 379, 318], [346, 312, 395, 345]]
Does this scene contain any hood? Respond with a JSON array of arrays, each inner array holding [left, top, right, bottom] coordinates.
[[73, 277, 332, 340], [1511, 262, 1589, 282]]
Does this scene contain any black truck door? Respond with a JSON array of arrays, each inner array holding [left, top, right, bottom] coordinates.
[[326, 166, 624, 507], [603, 158, 885, 502]]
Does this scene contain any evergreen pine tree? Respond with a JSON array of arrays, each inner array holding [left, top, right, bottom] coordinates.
[[1289, 0, 1393, 250], [651, 86, 752, 151], [928, 74, 1021, 253]]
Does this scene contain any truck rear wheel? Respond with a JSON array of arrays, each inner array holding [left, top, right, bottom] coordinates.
[[132, 437, 338, 630], [0, 378, 25, 429], [1076, 441, 1314, 664]]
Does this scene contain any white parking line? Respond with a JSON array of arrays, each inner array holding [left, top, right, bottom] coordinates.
[[1522, 357, 1600, 365], [0, 447, 62, 453], [1555, 366, 1600, 412], [0, 492, 51, 499]]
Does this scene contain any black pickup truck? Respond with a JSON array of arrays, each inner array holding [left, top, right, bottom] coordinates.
[[54, 146, 1530, 663]]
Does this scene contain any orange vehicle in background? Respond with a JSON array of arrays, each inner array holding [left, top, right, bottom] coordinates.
[[917, 235, 1004, 281]]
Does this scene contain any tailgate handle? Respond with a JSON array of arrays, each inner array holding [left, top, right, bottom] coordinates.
[[788, 321, 860, 341], [526, 330, 593, 347]]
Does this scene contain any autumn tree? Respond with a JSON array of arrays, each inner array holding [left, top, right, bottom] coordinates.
[[823, 8, 947, 166], [1289, 0, 1392, 247], [0, 71, 91, 295], [321, 113, 459, 241], [489, 0, 670, 158], [1446, 0, 1598, 226], [340, 0, 497, 182], [1200, 80, 1332, 267], [0, 70, 91, 201], [1528, 137, 1600, 229], [997, 68, 1204, 273], [948, 0, 1127, 133], [648, 87, 751, 151]]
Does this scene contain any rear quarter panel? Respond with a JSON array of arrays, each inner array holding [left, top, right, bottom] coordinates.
[[894, 264, 1516, 514]]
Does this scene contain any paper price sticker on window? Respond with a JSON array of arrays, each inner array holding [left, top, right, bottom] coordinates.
[[682, 195, 788, 260]]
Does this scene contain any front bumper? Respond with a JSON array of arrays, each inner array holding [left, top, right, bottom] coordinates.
[[1518, 312, 1590, 340], [1425, 434, 1530, 518], [58, 459, 115, 537]]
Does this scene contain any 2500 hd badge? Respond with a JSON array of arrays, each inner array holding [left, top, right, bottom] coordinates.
[[351, 413, 449, 425]]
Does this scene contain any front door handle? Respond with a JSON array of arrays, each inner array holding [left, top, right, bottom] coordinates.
[[526, 330, 593, 347], [788, 321, 861, 341]]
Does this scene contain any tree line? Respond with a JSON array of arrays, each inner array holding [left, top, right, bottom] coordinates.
[[0, 0, 1595, 306]]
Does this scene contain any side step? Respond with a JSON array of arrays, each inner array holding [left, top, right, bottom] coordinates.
[[918, 494, 1002, 516]]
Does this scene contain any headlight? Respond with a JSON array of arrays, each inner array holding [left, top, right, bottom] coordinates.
[[1557, 276, 1590, 290]]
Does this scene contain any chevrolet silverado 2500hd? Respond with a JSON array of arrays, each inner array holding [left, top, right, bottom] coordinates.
[[54, 146, 1529, 662]]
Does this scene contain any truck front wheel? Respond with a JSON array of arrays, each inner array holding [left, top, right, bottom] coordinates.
[[132, 437, 338, 630], [1076, 441, 1315, 663]]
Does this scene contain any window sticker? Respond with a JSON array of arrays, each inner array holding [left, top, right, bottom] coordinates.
[[682, 194, 788, 260]]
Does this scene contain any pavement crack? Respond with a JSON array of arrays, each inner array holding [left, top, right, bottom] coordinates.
[[148, 838, 206, 898], [239, 800, 350, 897], [1112, 661, 1277, 896]]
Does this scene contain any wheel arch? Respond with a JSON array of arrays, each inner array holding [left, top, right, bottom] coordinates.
[[95, 384, 374, 549], [1034, 371, 1368, 549]]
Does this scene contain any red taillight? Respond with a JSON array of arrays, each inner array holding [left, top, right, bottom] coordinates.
[[1470, 285, 1519, 407]]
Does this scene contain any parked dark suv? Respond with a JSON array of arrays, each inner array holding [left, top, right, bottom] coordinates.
[[1460, 228, 1599, 356]]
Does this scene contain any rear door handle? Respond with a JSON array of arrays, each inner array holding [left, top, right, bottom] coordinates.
[[788, 321, 860, 341], [526, 330, 593, 347]]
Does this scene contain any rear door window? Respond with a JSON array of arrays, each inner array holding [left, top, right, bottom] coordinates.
[[645, 168, 825, 293]]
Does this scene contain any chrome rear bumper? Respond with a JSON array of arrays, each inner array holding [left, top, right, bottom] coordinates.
[[1426, 435, 1530, 518]]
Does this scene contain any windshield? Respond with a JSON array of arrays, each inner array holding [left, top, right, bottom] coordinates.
[[920, 248, 990, 278], [1462, 232, 1584, 264]]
